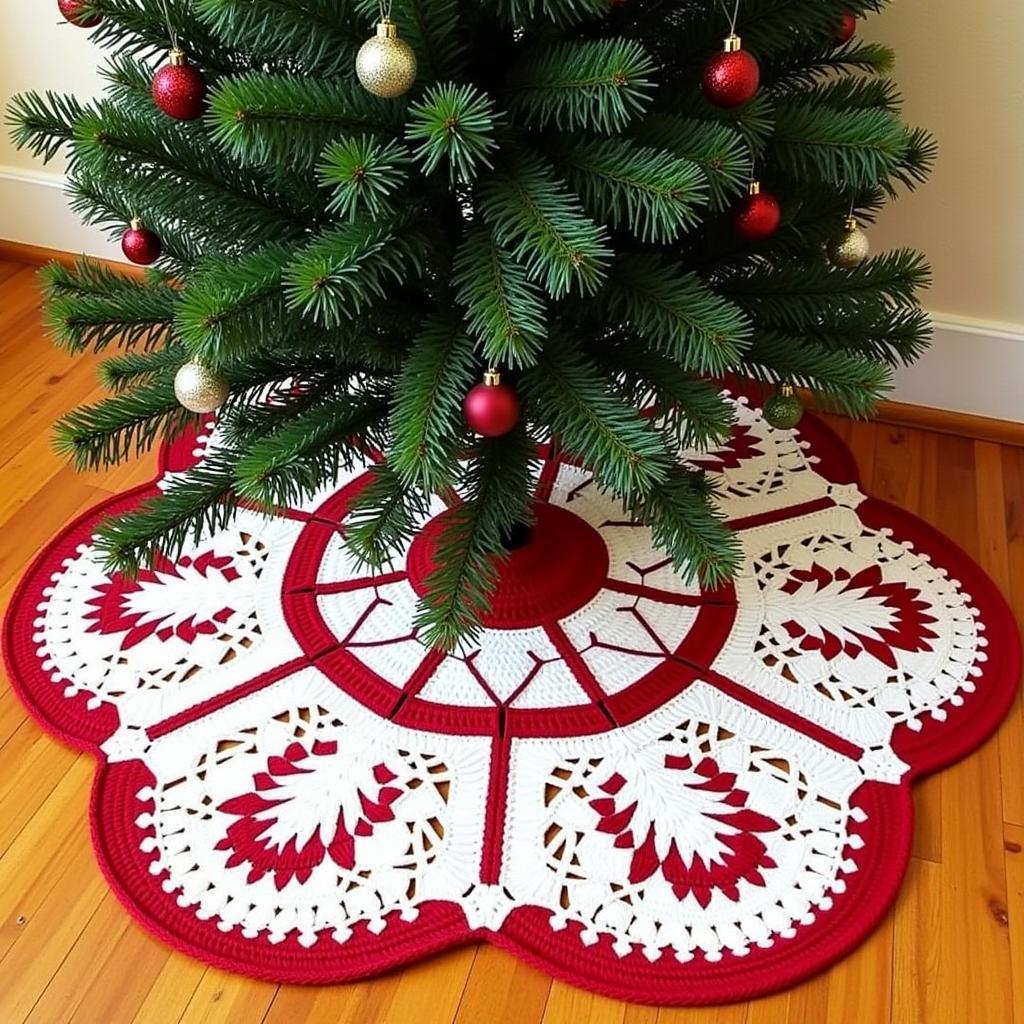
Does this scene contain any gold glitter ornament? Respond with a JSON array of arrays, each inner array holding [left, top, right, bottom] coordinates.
[[356, 19, 417, 98], [827, 216, 870, 268], [174, 360, 229, 413]]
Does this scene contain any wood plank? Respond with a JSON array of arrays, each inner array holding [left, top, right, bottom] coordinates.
[[22, 891, 135, 1024], [0, 819, 109, 1023], [262, 971, 404, 1024], [541, 979, 629, 1024], [128, 954, 208, 1024], [997, 446, 1024, 827], [657, 1000, 745, 1023], [926, 436, 1013, 1022], [176, 968, 280, 1024], [0, 727, 79, 859], [1001, 824, 1024, 1024], [823, 902, 894, 1024], [803, 392, 1024, 448], [453, 942, 552, 1024], [59, 912, 175, 1024], [378, 946, 478, 1024], [890, 857, 943, 1024], [0, 758, 94, 938], [782, 970, 832, 1024], [843, 418, 878, 489], [873, 399, 1024, 449]]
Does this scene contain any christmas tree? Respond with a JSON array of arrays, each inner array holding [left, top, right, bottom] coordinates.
[[8, 0, 933, 650]]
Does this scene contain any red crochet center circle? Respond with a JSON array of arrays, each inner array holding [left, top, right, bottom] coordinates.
[[406, 502, 609, 628], [282, 478, 735, 740]]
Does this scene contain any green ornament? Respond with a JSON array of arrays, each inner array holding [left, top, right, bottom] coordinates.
[[763, 386, 803, 430]]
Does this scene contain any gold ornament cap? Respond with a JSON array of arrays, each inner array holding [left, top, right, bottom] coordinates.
[[780, 383, 794, 398], [376, 17, 399, 38], [483, 367, 502, 387], [748, 180, 761, 196], [129, 216, 143, 230], [723, 34, 743, 52], [169, 48, 187, 66]]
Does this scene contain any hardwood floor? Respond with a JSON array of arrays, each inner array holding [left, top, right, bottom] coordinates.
[[0, 255, 1020, 1023]]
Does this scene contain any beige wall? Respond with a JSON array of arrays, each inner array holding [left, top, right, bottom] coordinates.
[[0, 7, 105, 174], [866, 0, 1024, 325]]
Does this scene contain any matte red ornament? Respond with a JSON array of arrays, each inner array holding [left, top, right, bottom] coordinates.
[[57, 0, 101, 27], [121, 219, 161, 266], [152, 50, 207, 121], [464, 371, 521, 437], [703, 35, 760, 108], [733, 182, 781, 242], [834, 11, 857, 45]]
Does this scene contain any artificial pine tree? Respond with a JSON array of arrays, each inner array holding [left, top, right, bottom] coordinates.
[[8, 0, 933, 650]]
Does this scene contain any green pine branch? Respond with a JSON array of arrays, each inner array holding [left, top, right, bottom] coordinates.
[[282, 211, 429, 327], [406, 84, 499, 183], [603, 254, 752, 374], [209, 75, 406, 169], [6, 91, 87, 164], [506, 39, 656, 133], [720, 249, 931, 328], [625, 465, 740, 588], [477, 150, 610, 298], [93, 452, 240, 576], [41, 260, 178, 353], [740, 330, 893, 416], [233, 392, 390, 506], [97, 347, 188, 392], [452, 225, 547, 368], [344, 462, 432, 570], [632, 114, 751, 210], [318, 135, 412, 219], [547, 135, 707, 243], [175, 244, 293, 361], [54, 374, 193, 470], [592, 338, 736, 450], [388, 315, 477, 492], [194, 0, 364, 75], [523, 334, 671, 497], [414, 427, 537, 651], [771, 99, 911, 187]]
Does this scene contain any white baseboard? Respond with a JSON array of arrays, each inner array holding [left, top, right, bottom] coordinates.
[[0, 164, 122, 262], [892, 315, 1024, 423], [2, 166, 1022, 423]]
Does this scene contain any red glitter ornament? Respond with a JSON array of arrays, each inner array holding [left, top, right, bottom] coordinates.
[[703, 35, 760, 108], [57, 0, 101, 27], [152, 50, 207, 121], [121, 219, 161, 266], [834, 11, 857, 45], [733, 182, 781, 242], [463, 370, 521, 437]]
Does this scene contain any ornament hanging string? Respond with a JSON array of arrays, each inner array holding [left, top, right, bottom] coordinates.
[[716, 0, 741, 34], [157, 0, 179, 50], [377, 0, 393, 20]]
